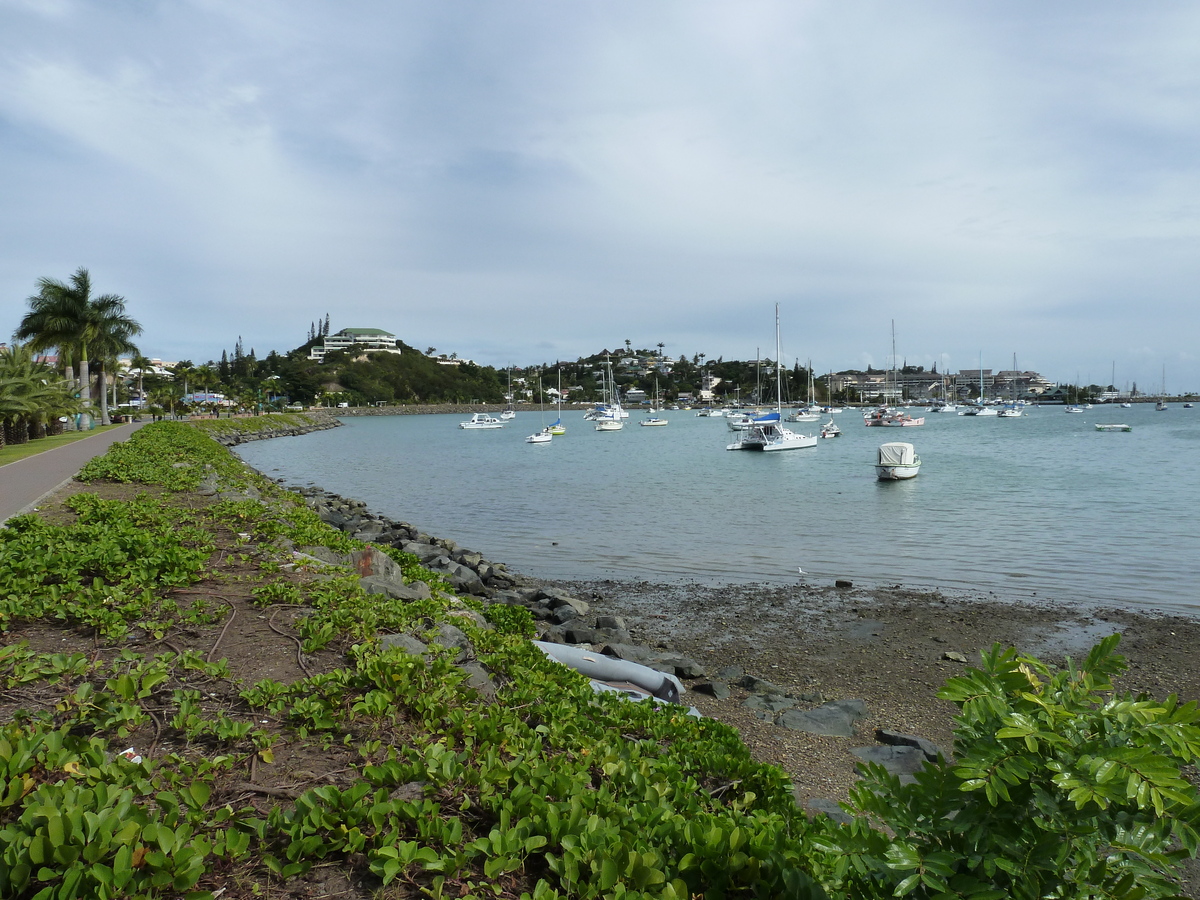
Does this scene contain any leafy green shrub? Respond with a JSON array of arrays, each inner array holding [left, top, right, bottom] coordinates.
[[836, 634, 1200, 899]]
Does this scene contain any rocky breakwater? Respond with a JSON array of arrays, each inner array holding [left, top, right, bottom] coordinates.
[[205, 413, 342, 446], [291, 483, 945, 813]]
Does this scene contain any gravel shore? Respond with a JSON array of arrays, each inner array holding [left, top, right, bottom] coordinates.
[[537, 577, 1200, 808]]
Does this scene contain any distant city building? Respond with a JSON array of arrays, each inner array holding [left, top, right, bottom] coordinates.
[[308, 328, 402, 362]]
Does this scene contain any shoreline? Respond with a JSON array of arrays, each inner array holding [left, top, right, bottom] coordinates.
[[221, 418, 1200, 811], [273, 473, 1200, 811]]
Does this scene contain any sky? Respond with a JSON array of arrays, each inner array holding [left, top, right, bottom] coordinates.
[[2, 1, 1198, 392]]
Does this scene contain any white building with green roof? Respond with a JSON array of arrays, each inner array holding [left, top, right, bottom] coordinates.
[[308, 327, 402, 362]]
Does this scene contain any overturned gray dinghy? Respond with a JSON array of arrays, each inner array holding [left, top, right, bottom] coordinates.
[[533, 641, 697, 714]]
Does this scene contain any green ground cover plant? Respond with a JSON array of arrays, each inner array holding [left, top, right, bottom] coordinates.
[[1, 421, 1197, 899]]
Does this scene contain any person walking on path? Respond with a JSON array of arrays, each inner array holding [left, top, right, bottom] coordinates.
[[0, 420, 147, 523]]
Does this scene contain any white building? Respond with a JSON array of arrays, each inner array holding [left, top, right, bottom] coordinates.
[[308, 328, 402, 362]]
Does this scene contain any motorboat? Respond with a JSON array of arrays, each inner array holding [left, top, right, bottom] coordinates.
[[875, 442, 921, 480], [785, 409, 821, 423], [1094, 423, 1132, 432], [997, 405, 1023, 418], [881, 410, 925, 426], [525, 430, 552, 443], [459, 413, 505, 429], [1064, 406, 1085, 414], [639, 416, 668, 427], [866, 406, 925, 426]]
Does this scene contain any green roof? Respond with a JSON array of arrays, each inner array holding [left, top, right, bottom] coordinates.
[[335, 328, 394, 337]]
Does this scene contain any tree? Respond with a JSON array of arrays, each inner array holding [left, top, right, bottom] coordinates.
[[15, 268, 141, 425], [128, 354, 154, 408], [0, 343, 80, 444]]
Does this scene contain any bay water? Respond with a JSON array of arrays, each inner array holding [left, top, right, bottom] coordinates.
[[233, 404, 1200, 615]]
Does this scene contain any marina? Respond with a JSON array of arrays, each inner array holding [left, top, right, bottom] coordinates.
[[235, 402, 1200, 615]]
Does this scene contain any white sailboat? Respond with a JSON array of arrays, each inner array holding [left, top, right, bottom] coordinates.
[[997, 353, 1023, 417], [546, 367, 566, 434], [500, 367, 517, 419], [1156, 365, 1168, 411], [640, 378, 668, 426], [727, 306, 818, 451], [526, 375, 553, 443], [595, 356, 624, 431], [959, 354, 997, 416]]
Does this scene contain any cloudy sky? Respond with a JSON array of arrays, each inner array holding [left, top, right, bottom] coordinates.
[[2, 1, 1198, 392]]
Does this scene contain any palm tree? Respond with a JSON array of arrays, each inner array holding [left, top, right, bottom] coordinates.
[[14, 268, 142, 424], [194, 364, 218, 415], [0, 343, 80, 444], [129, 353, 154, 407]]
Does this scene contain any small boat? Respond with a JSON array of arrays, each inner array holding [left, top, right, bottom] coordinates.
[[526, 375, 553, 442], [786, 410, 821, 423], [1064, 406, 1085, 413], [820, 419, 841, 438], [500, 368, 517, 419], [640, 378, 668, 426], [546, 368, 566, 434], [1120, 402, 1133, 408], [640, 416, 668, 427], [875, 441, 921, 480], [959, 405, 998, 417], [459, 413, 505, 429], [1095, 423, 1132, 432], [997, 405, 1023, 418], [1185, 403, 1194, 409]]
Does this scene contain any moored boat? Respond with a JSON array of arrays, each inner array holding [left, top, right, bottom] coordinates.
[[459, 413, 505, 429], [1094, 423, 1132, 432], [875, 441, 921, 480]]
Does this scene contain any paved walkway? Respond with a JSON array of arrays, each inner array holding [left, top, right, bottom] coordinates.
[[0, 421, 147, 523]]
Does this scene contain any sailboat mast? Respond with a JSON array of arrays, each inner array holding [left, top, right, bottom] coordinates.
[[775, 304, 783, 414]]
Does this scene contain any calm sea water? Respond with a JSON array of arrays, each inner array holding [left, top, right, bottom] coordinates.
[[233, 404, 1200, 615]]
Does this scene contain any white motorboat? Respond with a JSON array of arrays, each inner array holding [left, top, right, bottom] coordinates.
[[959, 405, 998, 417], [786, 410, 821, 423], [997, 405, 1023, 417], [639, 416, 668, 427], [459, 413, 505, 429], [1094, 423, 1132, 432], [1064, 406, 1085, 413], [875, 441, 921, 480], [525, 430, 552, 443], [727, 306, 818, 452]]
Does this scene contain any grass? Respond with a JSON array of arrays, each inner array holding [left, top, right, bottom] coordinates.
[[0, 423, 131, 467]]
